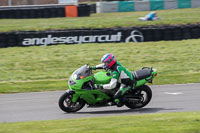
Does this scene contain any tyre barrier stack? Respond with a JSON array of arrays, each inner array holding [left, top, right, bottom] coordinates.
[[0, 4, 90, 19], [0, 24, 200, 48], [78, 4, 91, 17], [89, 4, 96, 14]]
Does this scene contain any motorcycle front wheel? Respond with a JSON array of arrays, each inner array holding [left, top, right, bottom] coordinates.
[[58, 92, 85, 113], [125, 85, 152, 109]]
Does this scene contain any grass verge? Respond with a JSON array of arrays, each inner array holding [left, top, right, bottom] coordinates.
[[0, 39, 200, 93], [0, 8, 200, 32], [0, 112, 200, 133]]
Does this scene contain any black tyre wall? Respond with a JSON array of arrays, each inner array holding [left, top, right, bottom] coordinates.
[[0, 24, 200, 48], [0, 4, 90, 19]]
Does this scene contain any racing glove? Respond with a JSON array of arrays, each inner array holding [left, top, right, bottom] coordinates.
[[94, 84, 103, 89]]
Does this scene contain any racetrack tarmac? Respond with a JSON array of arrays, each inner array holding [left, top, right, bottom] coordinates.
[[0, 83, 200, 123]]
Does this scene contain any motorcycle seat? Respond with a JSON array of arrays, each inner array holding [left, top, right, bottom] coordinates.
[[133, 69, 152, 80]]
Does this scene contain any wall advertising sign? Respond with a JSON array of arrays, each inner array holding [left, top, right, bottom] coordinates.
[[59, 0, 78, 4], [21, 29, 144, 46]]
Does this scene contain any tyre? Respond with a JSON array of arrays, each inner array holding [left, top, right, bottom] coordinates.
[[125, 85, 152, 109], [58, 92, 85, 113]]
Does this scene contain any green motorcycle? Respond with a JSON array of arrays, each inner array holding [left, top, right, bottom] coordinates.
[[58, 64, 157, 113]]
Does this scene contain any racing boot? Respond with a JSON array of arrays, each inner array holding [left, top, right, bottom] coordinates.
[[113, 90, 124, 107]]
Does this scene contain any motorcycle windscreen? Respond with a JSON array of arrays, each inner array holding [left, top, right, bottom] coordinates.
[[73, 65, 92, 80]]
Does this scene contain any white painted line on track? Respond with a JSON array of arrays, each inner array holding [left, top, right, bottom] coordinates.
[[164, 92, 183, 95]]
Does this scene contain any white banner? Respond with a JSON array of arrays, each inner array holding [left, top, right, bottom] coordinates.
[[59, 0, 78, 4]]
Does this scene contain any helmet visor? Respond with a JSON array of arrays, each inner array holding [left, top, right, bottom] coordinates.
[[102, 62, 109, 70]]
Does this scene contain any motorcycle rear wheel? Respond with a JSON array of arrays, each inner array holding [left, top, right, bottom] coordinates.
[[125, 85, 152, 109], [58, 92, 85, 113]]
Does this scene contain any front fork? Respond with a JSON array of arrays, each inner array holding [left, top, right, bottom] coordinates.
[[66, 89, 79, 103]]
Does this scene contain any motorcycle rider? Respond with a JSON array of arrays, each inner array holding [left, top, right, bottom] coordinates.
[[91, 53, 135, 107]]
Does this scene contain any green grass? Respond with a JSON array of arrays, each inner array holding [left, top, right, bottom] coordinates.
[[0, 39, 200, 93], [0, 112, 200, 133], [0, 8, 200, 32]]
